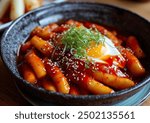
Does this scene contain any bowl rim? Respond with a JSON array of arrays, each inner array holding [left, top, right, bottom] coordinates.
[[1, 2, 150, 101]]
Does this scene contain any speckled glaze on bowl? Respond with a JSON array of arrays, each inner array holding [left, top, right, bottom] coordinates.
[[1, 2, 150, 105]]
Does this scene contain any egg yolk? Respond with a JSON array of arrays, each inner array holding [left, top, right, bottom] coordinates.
[[86, 36, 126, 68]]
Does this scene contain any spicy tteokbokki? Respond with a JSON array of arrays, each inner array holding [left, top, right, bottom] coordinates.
[[17, 20, 146, 95]]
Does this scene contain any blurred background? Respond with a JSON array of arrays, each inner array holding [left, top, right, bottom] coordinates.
[[70, 0, 150, 20], [0, 0, 150, 25]]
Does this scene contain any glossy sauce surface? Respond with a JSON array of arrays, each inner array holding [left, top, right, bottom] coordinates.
[[17, 20, 146, 95]]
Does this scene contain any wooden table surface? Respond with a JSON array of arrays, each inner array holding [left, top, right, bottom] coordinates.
[[0, 0, 150, 106]]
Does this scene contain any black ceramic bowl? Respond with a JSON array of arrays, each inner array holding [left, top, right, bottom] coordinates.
[[1, 2, 150, 106]]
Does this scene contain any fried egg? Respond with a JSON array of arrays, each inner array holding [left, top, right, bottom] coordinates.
[[87, 36, 125, 67]]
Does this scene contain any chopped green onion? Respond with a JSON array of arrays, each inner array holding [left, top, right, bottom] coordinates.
[[61, 25, 105, 59]]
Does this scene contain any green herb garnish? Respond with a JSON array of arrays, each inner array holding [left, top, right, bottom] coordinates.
[[61, 25, 105, 59]]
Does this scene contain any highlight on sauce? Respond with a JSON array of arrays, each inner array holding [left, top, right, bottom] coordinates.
[[17, 20, 146, 95]]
